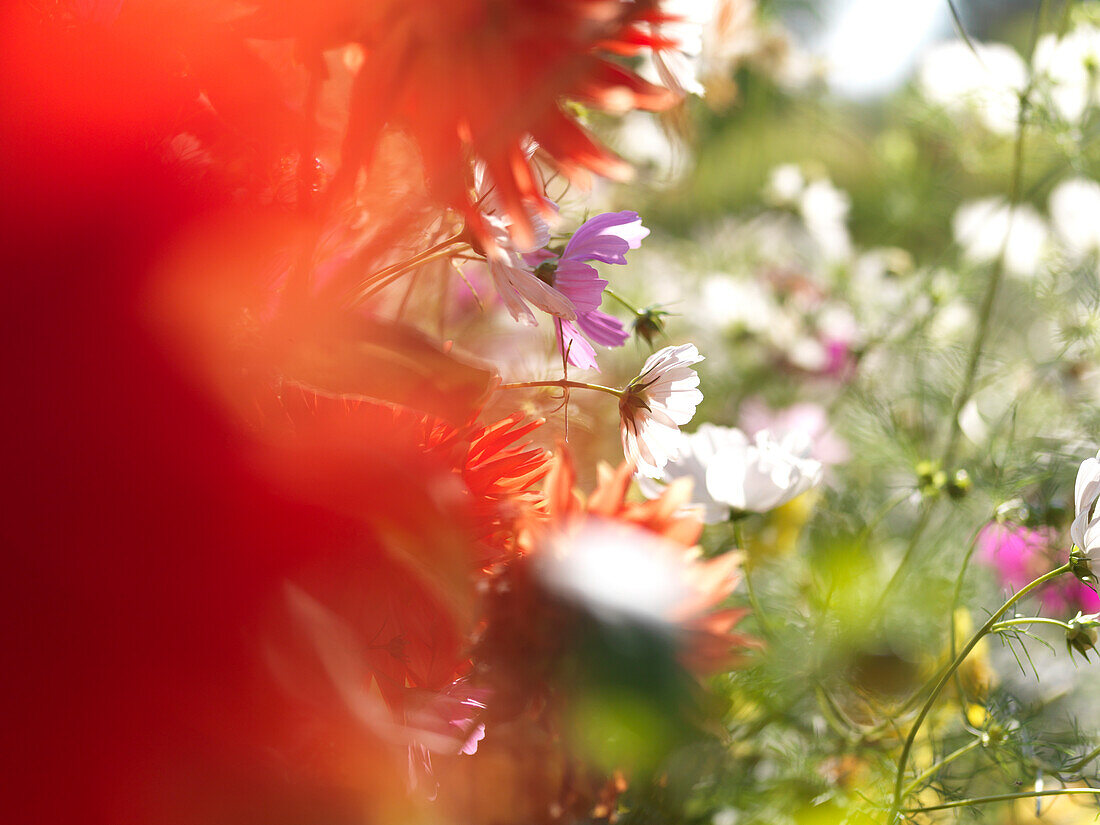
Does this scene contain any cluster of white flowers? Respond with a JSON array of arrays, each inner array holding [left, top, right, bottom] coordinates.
[[918, 21, 1100, 133], [951, 198, 1049, 279], [765, 164, 852, 263], [952, 173, 1100, 280]]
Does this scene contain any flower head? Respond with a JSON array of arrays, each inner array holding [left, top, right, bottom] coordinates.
[[1072, 451, 1100, 586], [639, 424, 823, 519], [334, 1, 678, 250], [619, 343, 704, 477], [476, 168, 576, 324], [952, 197, 1049, 279], [545, 211, 647, 369], [977, 520, 1099, 615]]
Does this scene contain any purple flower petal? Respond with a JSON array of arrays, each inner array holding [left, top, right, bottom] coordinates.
[[553, 260, 606, 314], [577, 308, 629, 347], [558, 320, 600, 370], [563, 211, 648, 265]]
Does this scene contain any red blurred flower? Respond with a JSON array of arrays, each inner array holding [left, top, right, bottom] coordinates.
[[331, 0, 679, 248]]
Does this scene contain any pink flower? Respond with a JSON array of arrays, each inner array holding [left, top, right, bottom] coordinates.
[[977, 522, 1100, 615], [543, 211, 647, 370]]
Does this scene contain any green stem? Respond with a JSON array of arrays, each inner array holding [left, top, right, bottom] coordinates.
[[1067, 743, 1100, 774], [941, 0, 1045, 470], [889, 564, 1071, 821], [733, 522, 773, 638], [904, 787, 1100, 814], [497, 379, 624, 399], [902, 737, 983, 797], [876, 504, 932, 608], [814, 687, 861, 744], [991, 617, 1073, 633], [605, 288, 641, 315]]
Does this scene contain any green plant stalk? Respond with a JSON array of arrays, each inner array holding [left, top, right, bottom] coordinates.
[[991, 617, 1073, 633], [604, 288, 641, 316], [883, 0, 1045, 612], [889, 563, 1071, 821], [1066, 743, 1100, 774], [904, 787, 1100, 814], [941, 0, 1049, 469], [734, 521, 774, 639], [497, 379, 623, 399], [901, 736, 983, 797]]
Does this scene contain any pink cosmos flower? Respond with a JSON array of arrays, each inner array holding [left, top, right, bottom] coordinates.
[[977, 521, 1100, 615], [538, 211, 648, 370], [475, 167, 576, 325], [405, 679, 490, 796]]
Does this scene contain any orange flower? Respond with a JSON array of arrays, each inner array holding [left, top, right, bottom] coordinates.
[[333, 0, 679, 248], [269, 386, 552, 566], [531, 447, 757, 674]]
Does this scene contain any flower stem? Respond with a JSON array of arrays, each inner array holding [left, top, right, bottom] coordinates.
[[346, 235, 469, 306], [991, 616, 1073, 633], [940, 0, 1045, 470], [901, 736, 983, 798], [904, 787, 1100, 814], [889, 563, 1071, 821], [733, 521, 772, 638], [497, 379, 624, 399], [1067, 743, 1100, 774], [605, 288, 641, 315]]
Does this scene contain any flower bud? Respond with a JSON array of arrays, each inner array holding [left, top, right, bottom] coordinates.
[[915, 460, 944, 496], [994, 498, 1029, 523], [1066, 612, 1100, 661], [946, 469, 971, 500], [632, 306, 672, 347], [1070, 547, 1097, 588]]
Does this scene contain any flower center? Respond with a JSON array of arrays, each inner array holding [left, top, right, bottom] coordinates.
[[534, 260, 558, 286]]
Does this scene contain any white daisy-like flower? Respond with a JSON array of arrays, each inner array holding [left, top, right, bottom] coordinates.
[[639, 424, 823, 519], [619, 343, 705, 477], [1072, 449, 1100, 558], [1050, 177, 1100, 258], [952, 197, 1049, 279], [706, 427, 823, 513], [917, 39, 1027, 135], [1034, 25, 1100, 124]]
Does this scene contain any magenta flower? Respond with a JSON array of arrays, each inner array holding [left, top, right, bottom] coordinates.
[[536, 211, 648, 370], [977, 521, 1100, 615]]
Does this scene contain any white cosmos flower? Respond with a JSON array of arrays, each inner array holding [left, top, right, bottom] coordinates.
[[706, 428, 823, 513], [639, 425, 823, 519], [1050, 177, 1100, 258], [918, 40, 1027, 135], [1034, 26, 1100, 124], [799, 178, 852, 262], [765, 163, 805, 206], [952, 197, 1049, 279], [619, 343, 705, 478], [1072, 449, 1100, 557]]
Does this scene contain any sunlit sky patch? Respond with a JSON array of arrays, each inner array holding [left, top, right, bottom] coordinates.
[[815, 0, 951, 98]]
